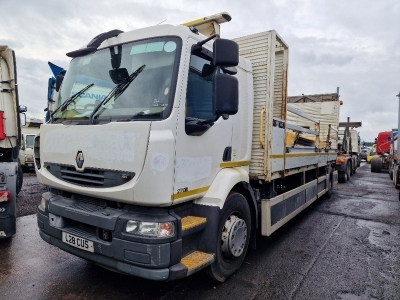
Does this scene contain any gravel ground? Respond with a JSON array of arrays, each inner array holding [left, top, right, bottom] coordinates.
[[16, 172, 47, 217]]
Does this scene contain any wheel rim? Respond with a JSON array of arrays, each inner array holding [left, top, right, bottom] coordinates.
[[221, 215, 247, 258]]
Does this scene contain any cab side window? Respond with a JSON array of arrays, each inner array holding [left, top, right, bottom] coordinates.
[[185, 54, 217, 135]]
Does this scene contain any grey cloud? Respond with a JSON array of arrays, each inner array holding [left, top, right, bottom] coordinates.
[[0, 39, 24, 49], [296, 51, 355, 66]]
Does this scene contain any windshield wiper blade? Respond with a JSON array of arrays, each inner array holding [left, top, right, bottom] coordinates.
[[51, 83, 94, 119], [89, 64, 146, 124]]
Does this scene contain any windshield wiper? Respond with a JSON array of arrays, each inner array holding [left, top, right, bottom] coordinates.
[[50, 83, 94, 120], [89, 64, 146, 124]]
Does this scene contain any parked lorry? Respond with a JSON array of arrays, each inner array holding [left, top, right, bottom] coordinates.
[[19, 118, 42, 171], [371, 131, 392, 173], [287, 91, 341, 152], [35, 12, 338, 281], [0, 46, 26, 238], [392, 92, 400, 190], [336, 119, 362, 182]]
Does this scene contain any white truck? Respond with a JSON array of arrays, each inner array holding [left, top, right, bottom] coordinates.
[[337, 119, 362, 182], [287, 92, 341, 153], [19, 118, 42, 171], [35, 12, 337, 281], [391, 92, 400, 191], [0, 46, 26, 238]]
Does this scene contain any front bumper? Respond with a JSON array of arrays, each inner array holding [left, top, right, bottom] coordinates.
[[36, 192, 191, 281]]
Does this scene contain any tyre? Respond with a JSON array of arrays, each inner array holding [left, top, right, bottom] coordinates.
[[16, 164, 23, 196], [376, 159, 382, 173], [208, 192, 251, 282], [338, 171, 346, 183], [324, 173, 333, 199], [371, 158, 379, 172], [346, 163, 351, 180], [395, 168, 400, 190]]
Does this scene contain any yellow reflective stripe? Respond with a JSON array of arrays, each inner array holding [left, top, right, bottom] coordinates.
[[171, 186, 209, 200], [220, 160, 251, 168], [270, 152, 333, 158], [181, 17, 205, 27]]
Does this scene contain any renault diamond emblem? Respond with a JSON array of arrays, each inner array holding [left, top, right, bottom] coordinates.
[[76, 151, 84, 168]]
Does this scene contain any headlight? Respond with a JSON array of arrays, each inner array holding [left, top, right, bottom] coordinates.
[[39, 197, 46, 211], [125, 220, 175, 238]]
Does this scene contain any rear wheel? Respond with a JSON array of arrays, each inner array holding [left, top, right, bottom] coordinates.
[[371, 157, 382, 173], [395, 167, 400, 190], [371, 158, 379, 172], [324, 173, 333, 198], [346, 163, 351, 180], [208, 192, 251, 282], [338, 164, 350, 183], [16, 164, 23, 196], [338, 171, 346, 183], [376, 159, 382, 173]]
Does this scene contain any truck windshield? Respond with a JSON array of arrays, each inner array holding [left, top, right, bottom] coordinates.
[[26, 135, 35, 148], [53, 37, 181, 123]]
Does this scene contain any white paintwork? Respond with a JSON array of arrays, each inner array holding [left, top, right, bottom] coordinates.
[[194, 167, 249, 208], [338, 129, 360, 153], [0, 46, 18, 149], [176, 156, 212, 183], [287, 101, 340, 149], [36, 20, 336, 214]]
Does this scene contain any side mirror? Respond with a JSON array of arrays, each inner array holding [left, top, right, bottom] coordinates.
[[213, 73, 238, 116], [213, 39, 239, 67], [55, 74, 64, 92], [20, 113, 26, 127], [19, 105, 27, 113]]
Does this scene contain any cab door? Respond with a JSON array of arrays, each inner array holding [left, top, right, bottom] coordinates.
[[172, 42, 233, 202]]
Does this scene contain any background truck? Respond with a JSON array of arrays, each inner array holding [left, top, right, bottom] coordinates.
[[392, 92, 400, 190], [0, 46, 26, 238], [371, 130, 393, 173], [336, 119, 362, 183], [35, 12, 337, 281], [45, 62, 65, 123], [287, 91, 341, 154], [19, 118, 42, 171]]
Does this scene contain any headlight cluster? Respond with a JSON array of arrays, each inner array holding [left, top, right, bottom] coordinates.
[[125, 220, 175, 238], [39, 197, 46, 211]]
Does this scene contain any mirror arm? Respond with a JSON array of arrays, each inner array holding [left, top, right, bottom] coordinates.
[[192, 34, 219, 53]]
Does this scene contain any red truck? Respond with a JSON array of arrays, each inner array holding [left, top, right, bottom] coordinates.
[[371, 131, 392, 173]]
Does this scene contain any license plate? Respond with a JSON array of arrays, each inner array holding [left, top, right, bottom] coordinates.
[[26, 163, 33, 167], [62, 232, 94, 252]]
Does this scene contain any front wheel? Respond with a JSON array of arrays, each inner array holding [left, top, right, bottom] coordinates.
[[208, 192, 251, 282]]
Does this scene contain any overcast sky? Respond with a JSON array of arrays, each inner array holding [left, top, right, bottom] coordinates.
[[1, 0, 399, 142]]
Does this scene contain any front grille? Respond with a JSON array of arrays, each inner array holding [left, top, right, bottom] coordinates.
[[45, 163, 135, 188], [61, 165, 105, 186], [64, 220, 97, 239], [70, 194, 107, 212]]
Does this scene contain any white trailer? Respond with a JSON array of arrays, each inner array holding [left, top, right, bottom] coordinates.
[[19, 118, 42, 171], [0, 46, 26, 238], [35, 12, 337, 281]]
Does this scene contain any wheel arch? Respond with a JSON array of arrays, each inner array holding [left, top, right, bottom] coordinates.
[[195, 167, 258, 248]]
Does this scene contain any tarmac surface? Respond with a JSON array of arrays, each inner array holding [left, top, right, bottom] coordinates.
[[0, 163, 399, 300]]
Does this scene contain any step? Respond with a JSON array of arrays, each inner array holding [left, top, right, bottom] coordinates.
[[181, 216, 207, 236], [180, 251, 214, 275]]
